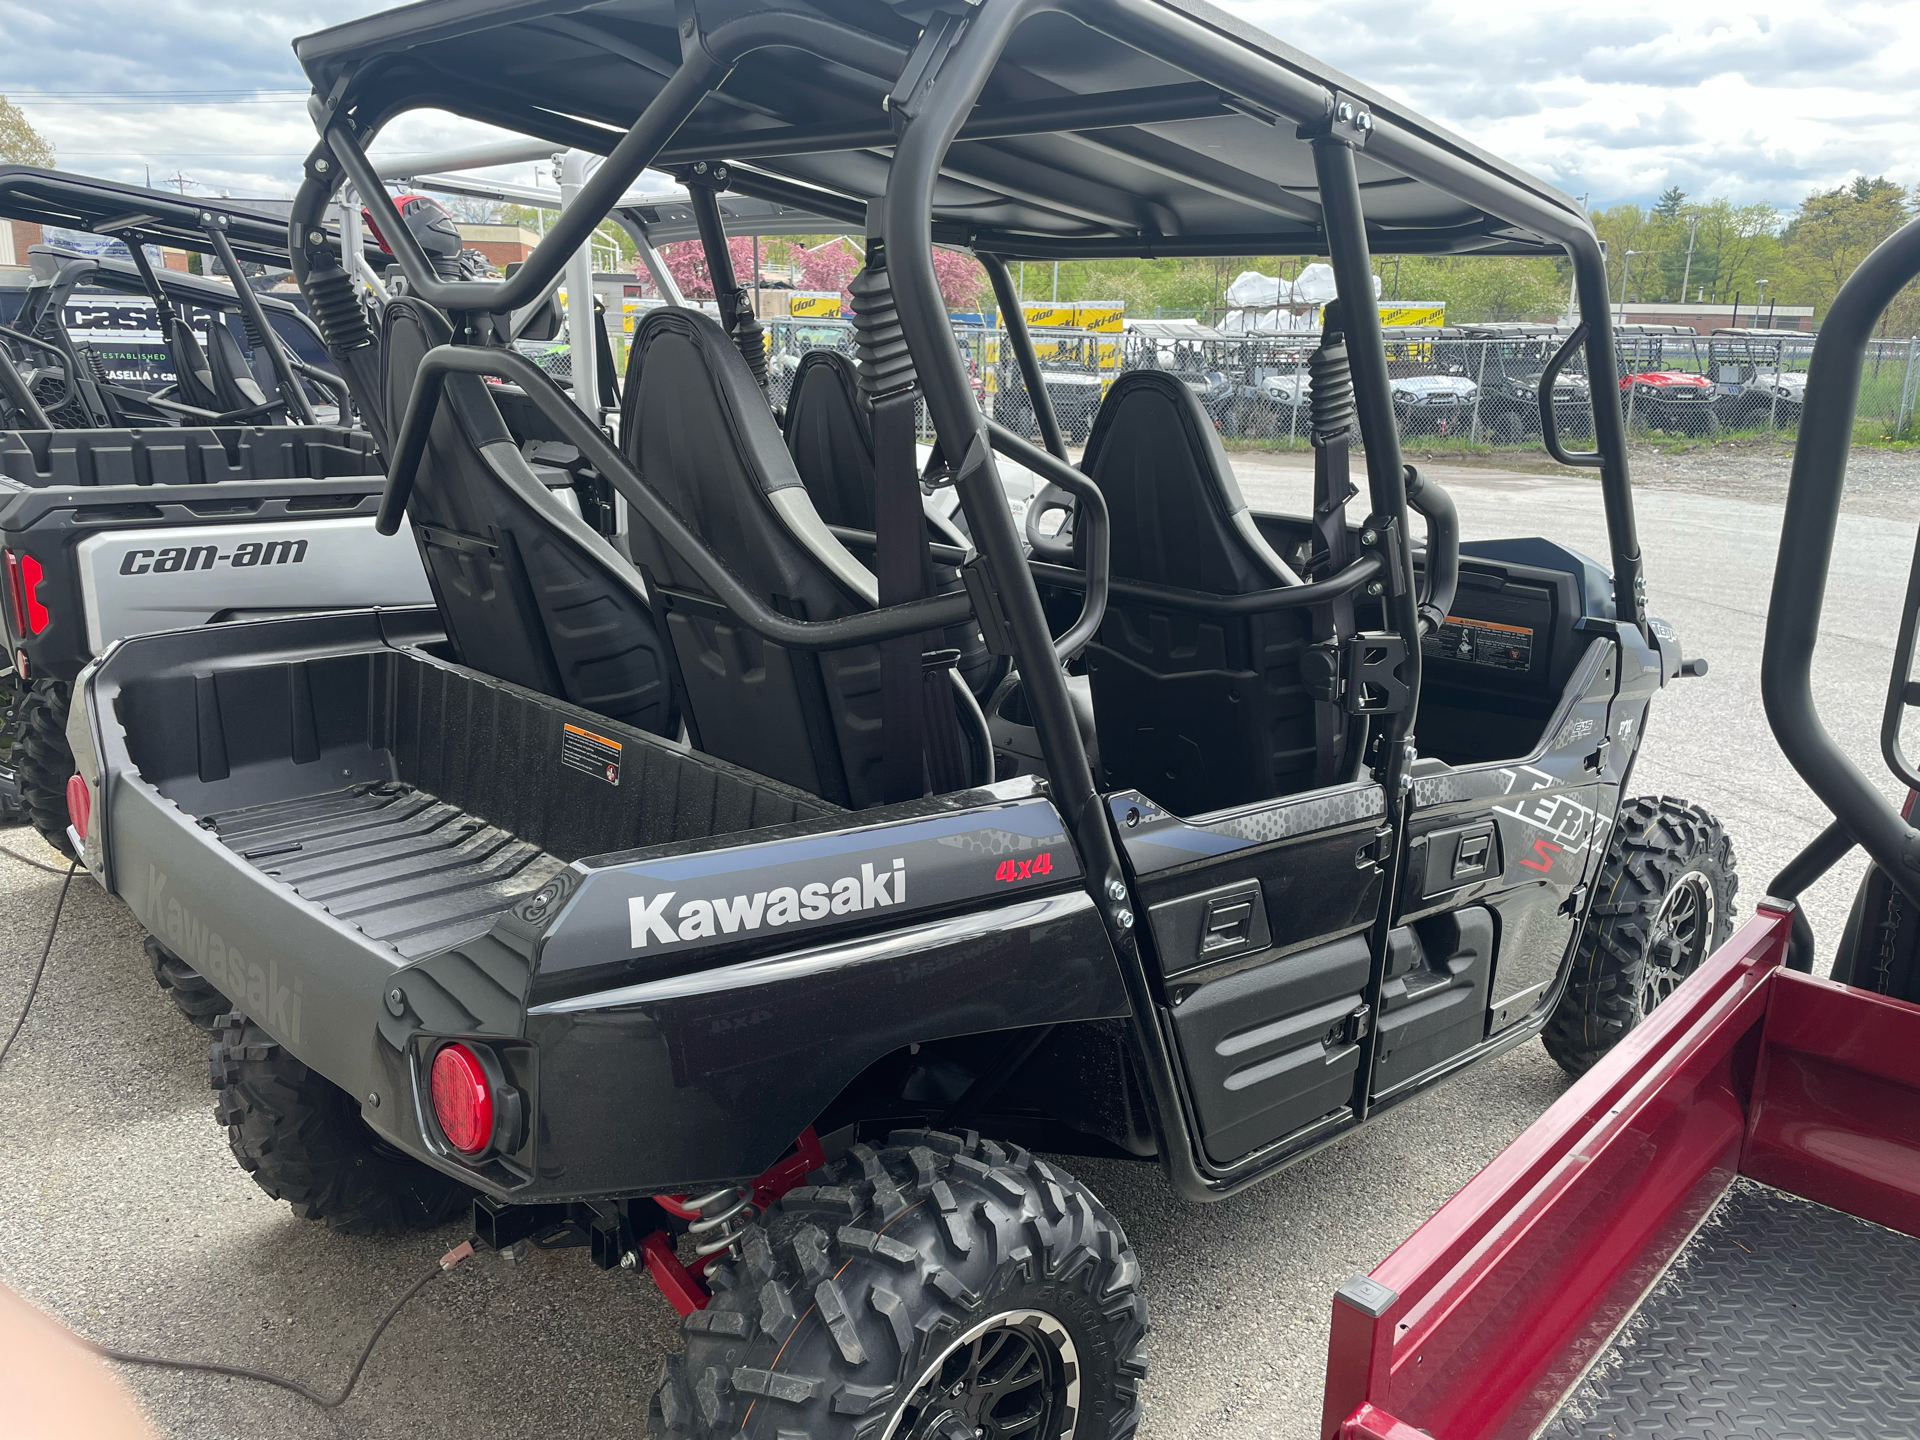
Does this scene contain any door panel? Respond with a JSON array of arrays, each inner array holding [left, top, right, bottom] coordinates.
[[1397, 636, 1621, 1063], [1113, 780, 1387, 1168], [1168, 933, 1371, 1166], [1374, 908, 1494, 1095]]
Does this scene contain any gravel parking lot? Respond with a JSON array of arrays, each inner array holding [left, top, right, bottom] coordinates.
[[0, 442, 1910, 1439]]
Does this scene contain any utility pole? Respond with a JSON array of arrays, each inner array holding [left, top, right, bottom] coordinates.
[[1678, 215, 1697, 311], [168, 171, 190, 195], [1617, 249, 1643, 324]]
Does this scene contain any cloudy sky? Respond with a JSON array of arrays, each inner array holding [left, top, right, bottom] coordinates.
[[2, 0, 1916, 211]]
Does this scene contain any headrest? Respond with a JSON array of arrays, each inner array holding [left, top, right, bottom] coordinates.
[[1083, 369, 1252, 514], [623, 306, 804, 500], [1079, 368, 1288, 593], [381, 296, 512, 449], [782, 349, 875, 532]]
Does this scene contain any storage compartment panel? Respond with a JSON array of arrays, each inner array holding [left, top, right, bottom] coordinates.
[[1373, 908, 1494, 1095], [1169, 933, 1371, 1165]]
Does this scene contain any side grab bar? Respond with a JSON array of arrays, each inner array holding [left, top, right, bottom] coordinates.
[[1538, 324, 1604, 470], [1404, 463, 1459, 634], [376, 345, 973, 653], [986, 420, 1110, 662], [1762, 215, 1920, 906]]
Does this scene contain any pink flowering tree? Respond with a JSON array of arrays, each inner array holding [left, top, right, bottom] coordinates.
[[637, 236, 760, 299], [930, 247, 987, 312], [793, 238, 861, 299], [636, 236, 987, 314]]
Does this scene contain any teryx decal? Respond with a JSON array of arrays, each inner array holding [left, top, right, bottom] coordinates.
[[1492, 764, 1611, 858]]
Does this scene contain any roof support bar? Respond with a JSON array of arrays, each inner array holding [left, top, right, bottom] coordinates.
[[1308, 125, 1420, 738], [203, 216, 319, 425], [979, 253, 1067, 462], [656, 82, 1231, 164]]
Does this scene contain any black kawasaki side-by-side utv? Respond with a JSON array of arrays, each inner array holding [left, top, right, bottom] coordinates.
[[68, 1, 1734, 1434]]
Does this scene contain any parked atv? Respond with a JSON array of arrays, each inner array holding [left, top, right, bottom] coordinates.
[[67, 3, 1731, 1435], [1620, 369, 1717, 436]]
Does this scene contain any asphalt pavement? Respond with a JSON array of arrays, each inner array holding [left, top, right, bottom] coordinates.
[[0, 444, 1910, 1439]]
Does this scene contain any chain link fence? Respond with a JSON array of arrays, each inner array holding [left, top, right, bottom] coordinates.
[[756, 316, 1920, 450]]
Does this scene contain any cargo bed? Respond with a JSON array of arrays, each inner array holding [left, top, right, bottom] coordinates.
[[105, 618, 839, 962], [1545, 1176, 1919, 1437], [1318, 902, 1920, 1440]]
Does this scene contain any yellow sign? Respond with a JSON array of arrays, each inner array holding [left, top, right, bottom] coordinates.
[[1019, 301, 1124, 332], [788, 291, 845, 318], [1379, 303, 1446, 327]]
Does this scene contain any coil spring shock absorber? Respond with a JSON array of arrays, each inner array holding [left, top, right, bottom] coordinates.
[[685, 1185, 757, 1259], [848, 242, 918, 403], [1307, 331, 1357, 446], [303, 262, 375, 355]]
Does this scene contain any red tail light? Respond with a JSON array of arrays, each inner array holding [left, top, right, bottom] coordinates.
[[429, 1042, 495, 1155], [65, 774, 90, 839], [20, 553, 47, 634], [3, 549, 48, 636]]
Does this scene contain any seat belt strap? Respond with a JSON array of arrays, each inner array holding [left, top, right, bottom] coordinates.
[[873, 389, 968, 802], [1310, 336, 1360, 788]]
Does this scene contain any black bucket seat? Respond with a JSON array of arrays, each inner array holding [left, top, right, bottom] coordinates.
[[208, 319, 276, 416], [1076, 370, 1334, 815], [781, 349, 998, 699], [622, 310, 978, 809], [379, 296, 678, 735]]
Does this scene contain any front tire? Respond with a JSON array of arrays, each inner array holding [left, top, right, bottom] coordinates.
[[211, 1015, 473, 1235], [15, 679, 75, 859], [1542, 796, 1738, 1077], [652, 1129, 1148, 1440]]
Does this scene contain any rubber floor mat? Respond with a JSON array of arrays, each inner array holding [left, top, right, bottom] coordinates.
[[1545, 1175, 1920, 1439]]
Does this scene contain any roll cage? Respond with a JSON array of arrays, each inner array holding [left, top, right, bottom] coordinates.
[[0, 167, 380, 428], [284, 0, 1646, 1201]]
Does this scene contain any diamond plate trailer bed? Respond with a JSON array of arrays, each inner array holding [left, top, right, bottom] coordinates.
[[1319, 200, 1920, 1440]]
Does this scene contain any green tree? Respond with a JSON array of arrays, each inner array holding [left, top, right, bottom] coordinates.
[[1781, 176, 1914, 317], [1653, 186, 1687, 220], [0, 95, 54, 166]]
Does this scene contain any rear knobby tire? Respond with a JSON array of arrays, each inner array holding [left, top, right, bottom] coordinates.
[[146, 935, 229, 1031], [1542, 796, 1738, 1077], [15, 679, 75, 859], [652, 1129, 1148, 1440], [210, 1014, 473, 1236]]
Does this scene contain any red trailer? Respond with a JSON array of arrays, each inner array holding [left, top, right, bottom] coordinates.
[[1320, 215, 1920, 1440]]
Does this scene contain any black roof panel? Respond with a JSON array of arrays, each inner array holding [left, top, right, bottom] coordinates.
[[293, 0, 1588, 260]]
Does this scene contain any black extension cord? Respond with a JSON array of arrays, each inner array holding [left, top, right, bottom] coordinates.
[[0, 860, 75, 1075], [85, 1242, 475, 1408], [0, 852, 479, 1409]]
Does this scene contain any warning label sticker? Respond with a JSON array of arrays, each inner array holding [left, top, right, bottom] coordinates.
[[1423, 614, 1535, 672], [562, 722, 623, 786]]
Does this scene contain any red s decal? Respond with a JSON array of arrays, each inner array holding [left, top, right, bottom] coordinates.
[[1519, 838, 1561, 872]]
